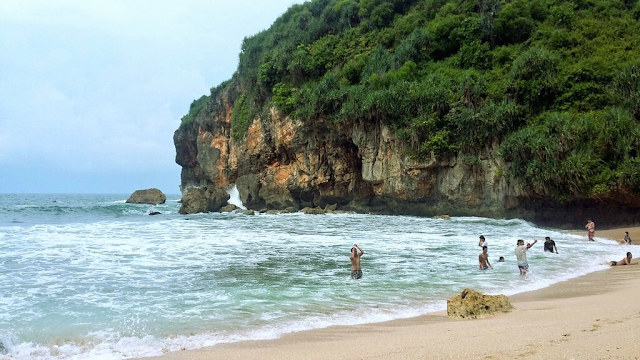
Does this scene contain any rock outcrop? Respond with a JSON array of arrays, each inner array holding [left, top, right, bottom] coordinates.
[[126, 188, 166, 205], [179, 187, 229, 214], [447, 289, 513, 319], [173, 94, 640, 227], [219, 204, 239, 212]]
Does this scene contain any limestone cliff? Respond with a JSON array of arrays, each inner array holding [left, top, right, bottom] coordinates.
[[174, 91, 640, 228]]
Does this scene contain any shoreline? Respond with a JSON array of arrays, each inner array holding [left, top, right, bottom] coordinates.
[[139, 227, 640, 360]]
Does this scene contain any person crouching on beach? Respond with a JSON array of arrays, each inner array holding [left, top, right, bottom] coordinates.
[[350, 244, 364, 279], [623, 231, 632, 245], [585, 219, 595, 241], [609, 252, 638, 266], [515, 239, 537, 275], [479, 246, 493, 270]]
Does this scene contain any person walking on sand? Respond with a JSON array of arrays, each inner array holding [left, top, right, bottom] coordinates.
[[478, 246, 493, 270], [609, 252, 638, 266], [543, 237, 558, 254], [350, 244, 364, 279], [515, 239, 537, 275], [478, 235, 487, 248], [585, 219, 595, 241]]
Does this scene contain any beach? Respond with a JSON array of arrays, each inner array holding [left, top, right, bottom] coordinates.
[[140, 227, 640, 360]]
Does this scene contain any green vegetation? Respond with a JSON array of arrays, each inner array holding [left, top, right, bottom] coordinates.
[[185, 0, 640, 199], [179, 95, 208, 129]]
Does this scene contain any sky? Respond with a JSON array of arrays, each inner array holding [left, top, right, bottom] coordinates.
[[0, 0, 302, 194]]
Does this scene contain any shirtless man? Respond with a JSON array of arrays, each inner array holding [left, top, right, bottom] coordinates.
[[585, 219, 595, 241], [609, 252, 638, 266], [478, 246, 493, 270], [350, 244, 364, 279], [543, 237, 558, 254]]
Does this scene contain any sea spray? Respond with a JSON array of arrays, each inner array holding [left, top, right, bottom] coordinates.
[[226, 185, 247, 210]]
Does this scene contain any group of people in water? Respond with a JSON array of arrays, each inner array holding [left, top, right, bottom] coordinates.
[[349, 219, 636, 279]]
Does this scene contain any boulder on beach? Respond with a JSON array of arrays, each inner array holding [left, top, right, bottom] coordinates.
[[447, 288, 512, 319], [126, 188, 166, 205]]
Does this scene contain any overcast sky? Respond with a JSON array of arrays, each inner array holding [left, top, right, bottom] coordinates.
[[0, 0, 301, 194]]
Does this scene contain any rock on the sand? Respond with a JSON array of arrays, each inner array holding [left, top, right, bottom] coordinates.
[[447, 288, 512, 319], [126, 188, 166, 205]]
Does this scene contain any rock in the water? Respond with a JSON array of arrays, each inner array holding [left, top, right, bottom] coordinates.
[[447, 288, 512, 319], [126, 188, 166, 205], [149, 211, 162, 216], [265, 210, 279, 215], [219, 204, 239, 212], [433, 214, 451, 220], [324, 203, 338, 212], [179, 187, 230, 214], [243, 210, 255, 216], [302, 207, 326, 215]]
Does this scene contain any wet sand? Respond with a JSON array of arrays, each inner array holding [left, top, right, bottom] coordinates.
[[139, 227, 640, 360]]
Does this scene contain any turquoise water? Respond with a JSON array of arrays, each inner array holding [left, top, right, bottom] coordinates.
[[0, 193, 633, 359]]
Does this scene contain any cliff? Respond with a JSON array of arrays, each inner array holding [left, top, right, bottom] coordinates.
[[174, 93, 639, 227], [174, 0, 640, 228]]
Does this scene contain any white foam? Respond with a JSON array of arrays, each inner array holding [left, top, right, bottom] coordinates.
[[226, 185, 247, 210]]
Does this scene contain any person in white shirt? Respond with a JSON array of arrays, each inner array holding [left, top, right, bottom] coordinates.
[[478, 235, 487, 248], [515, 239, 537, 275]]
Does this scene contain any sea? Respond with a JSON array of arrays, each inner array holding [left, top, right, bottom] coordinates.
[[0, 191, 633, 359]]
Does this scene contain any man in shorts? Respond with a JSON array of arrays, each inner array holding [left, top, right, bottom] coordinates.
[[515, 239, 537, 275], [585, 219, 595, 241], [350, 244, 364, 279], [478, 246, 493, 270], [609, 252, 638, 266]]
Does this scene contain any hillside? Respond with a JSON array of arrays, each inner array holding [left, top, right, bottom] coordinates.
[[175, 0, 640, 226]]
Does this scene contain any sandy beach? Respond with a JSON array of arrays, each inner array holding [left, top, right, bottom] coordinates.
[[141, 227, 640, 360]]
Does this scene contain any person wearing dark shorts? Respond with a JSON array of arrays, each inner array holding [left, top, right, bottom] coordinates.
[[350, 244, 364, 279]]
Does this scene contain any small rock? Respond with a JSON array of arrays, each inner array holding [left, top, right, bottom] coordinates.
[[324, 203, 338, 212], [243, 210, 255, 216], [265, 210, 279, 215], [432, 215, 451, 220], [219, 204, 239, 213], [149, 211, 162, 216], [447, 288, 512, 319], [302, 207, 326, 215]]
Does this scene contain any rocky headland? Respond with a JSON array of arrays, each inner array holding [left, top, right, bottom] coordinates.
[[173, 0, 640, 228], [174, 101, 640, 228]]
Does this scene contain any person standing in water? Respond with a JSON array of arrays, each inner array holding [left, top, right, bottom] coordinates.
[[585, 219, 595, 241], [478, 235, 487, 248], [350, 244, 364, 279], [543, 237, 558, 254], [515, 239, 537, 275], [623, 231, 632, 245], [478, 246, 493, 270]]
